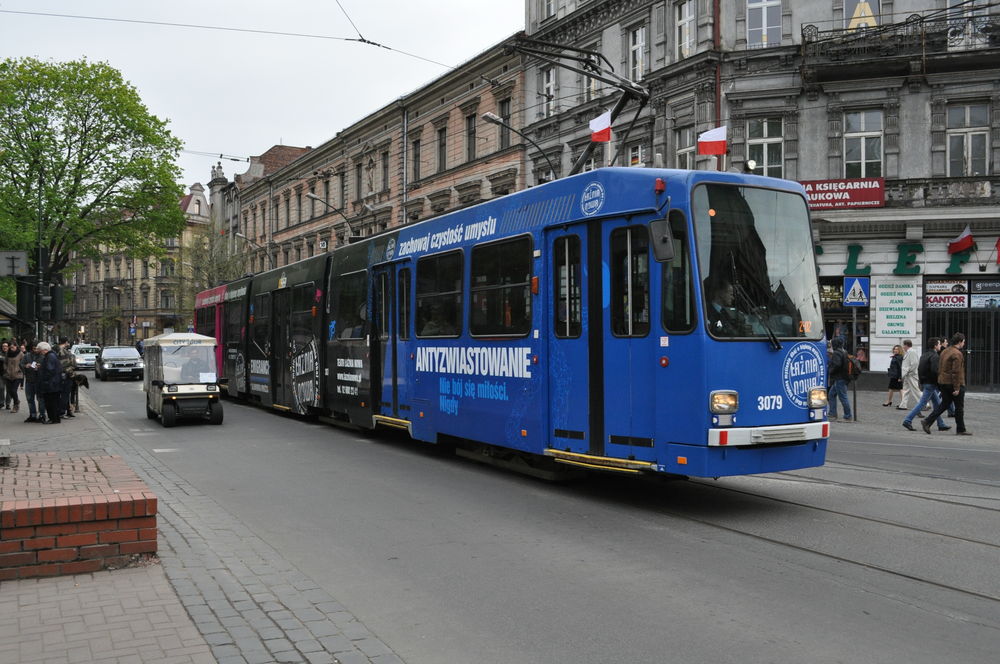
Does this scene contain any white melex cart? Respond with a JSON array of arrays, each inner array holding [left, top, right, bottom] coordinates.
[[142, 332, 224, 427]]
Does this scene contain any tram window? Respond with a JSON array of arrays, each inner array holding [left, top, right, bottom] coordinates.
[[416, 251, 462, 337], [661, 210, 695, 333], [224, 300, 242, 343], [376, 273, 390, 342], [470, 236, 532, 337], [291, 283, 315, 349], [196, 307, 215, 338], [398, 269, 411, 340], [252, 293, 270, 353], [553, 235, 581, 338], [335, 271, 367, 339], [610, 226, 650, 337]]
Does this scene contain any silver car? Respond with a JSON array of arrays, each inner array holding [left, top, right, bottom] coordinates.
[[70, 344, 100, 370]]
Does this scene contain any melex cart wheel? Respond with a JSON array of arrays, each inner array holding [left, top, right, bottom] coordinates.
[[161, 402, 177, 428], [209, 400, 224, 425]]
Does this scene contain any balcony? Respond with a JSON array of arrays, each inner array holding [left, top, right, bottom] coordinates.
[[801, 8, 1000, 83], [884, 175, 1000, 209]]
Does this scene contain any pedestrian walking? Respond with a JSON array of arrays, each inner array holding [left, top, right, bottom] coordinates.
[[922, 332, 971, 436], [902, 337, 949, 431], [898, 339, 920, 411], [19, 341, 47, 423], [36, 341, 62, 424], [0, 340, 8, 409], [3, 341, 23, 413], [56, 337, 76, 418], [827, 338, 853, 421], [883, 345, 903, 407]]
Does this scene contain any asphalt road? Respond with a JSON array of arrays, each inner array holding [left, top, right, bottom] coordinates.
[[89, 377, 1000, 664]]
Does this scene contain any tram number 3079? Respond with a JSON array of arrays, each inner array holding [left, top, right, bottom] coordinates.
[[757, 395, 784, 411]]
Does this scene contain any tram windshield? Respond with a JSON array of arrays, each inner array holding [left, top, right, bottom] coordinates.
[[692, 183, 823, 341]]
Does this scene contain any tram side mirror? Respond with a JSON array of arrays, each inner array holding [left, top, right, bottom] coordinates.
[[648, 218, 675, 262]]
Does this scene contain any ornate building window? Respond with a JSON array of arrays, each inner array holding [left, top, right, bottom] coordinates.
[[947, 102, 989, 176], [676, 0, 696, 60], [844, 110, 882, 178], [747, 117, 783, 177], [747, 0, 781, 48], [629, 25, 646, 81], [675, 126, 695, 169]]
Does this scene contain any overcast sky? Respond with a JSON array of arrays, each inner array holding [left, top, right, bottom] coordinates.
[[0, 0, 525, 191]]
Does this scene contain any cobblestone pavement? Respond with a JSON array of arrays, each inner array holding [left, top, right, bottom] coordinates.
[[826, 386, 1000, 437], [1, 395, 403, 664]]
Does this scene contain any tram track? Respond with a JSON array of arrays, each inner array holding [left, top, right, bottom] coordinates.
[[622, 473, 1000, 607]]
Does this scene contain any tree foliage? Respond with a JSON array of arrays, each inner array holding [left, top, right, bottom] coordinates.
[[0, 57, 187, 283], [176, 226, 249, 321]]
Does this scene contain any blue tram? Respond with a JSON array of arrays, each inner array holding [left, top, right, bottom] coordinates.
[[195, 168, 830, 478]]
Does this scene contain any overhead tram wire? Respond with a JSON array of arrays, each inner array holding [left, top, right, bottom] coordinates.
[[0, 9, 457, 71]]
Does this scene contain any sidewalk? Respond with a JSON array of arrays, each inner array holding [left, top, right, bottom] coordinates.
[[0, 395, 403, 664], [828, 386, 1000, 439]]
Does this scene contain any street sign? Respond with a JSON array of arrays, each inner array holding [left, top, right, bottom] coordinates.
[[0, 251, 29, 276], [843, 277, 870, 307]]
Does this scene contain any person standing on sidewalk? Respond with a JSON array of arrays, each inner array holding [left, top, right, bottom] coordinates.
[[36, 341, 62, 424], [898, 339, 920, 411], [828, 338, 853, 421], [56, 337, 76, 418], [3, 341, 23, 413], [19, 341, 47, 423], [902, 337, 949, 432], [883, 345, 904, 407], [922, 332, 970, 435]]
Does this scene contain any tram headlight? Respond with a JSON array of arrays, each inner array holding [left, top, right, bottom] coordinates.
[[809, 388, 828, 408], [710, 390, 739, 414]]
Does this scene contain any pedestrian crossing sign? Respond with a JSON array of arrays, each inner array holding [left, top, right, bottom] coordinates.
[[843, 277, 870, 307]]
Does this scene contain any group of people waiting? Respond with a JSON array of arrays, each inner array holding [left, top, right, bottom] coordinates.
[[1, 336, 77, 424]]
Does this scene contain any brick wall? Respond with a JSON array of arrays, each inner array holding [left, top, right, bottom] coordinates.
[[0, 454, 158, 580]]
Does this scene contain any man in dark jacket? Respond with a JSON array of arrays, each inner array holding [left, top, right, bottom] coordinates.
[[56, 337, 76, 418], [922, 332, 970, 435], [19, 341, 47, 423], [902, 338, 949, 431], [827, 337, 853, 421], [36, 341, 63, 424]]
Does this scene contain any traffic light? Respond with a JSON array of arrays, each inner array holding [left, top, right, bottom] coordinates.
[[15, 278, 35, 321], [39, 283, 53, 320], [51, 284, 64, 322]]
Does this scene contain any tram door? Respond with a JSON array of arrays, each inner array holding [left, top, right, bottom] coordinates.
[[271, 288, 292, 407], [601, 222, 656, 456], [372, 265, 400, 418], [548, 229, 591, 455]]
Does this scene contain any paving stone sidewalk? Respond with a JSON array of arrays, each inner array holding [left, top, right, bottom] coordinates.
[[0, 396, 403, 664]]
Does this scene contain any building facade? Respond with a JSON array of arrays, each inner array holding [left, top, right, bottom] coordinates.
[[66, 184, 212, 343], [210, 39, 526, 274], [521, 0, 999, 386]]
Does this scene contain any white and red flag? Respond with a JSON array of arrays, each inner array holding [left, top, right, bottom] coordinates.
[[947, 225, 975, 254], [697, 125, 728, 155], [589, 111, 612, 142]]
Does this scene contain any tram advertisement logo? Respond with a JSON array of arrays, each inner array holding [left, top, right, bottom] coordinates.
[[781, 343, 825, 409], [580, 182, 605, 216], [416, 345, 532, 416]]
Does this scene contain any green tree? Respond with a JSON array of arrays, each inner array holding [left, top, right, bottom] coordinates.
[[176, 226, 248, 324], [0, 57, 186, 283]]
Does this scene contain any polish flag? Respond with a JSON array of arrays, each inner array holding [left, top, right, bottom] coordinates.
[[947, 225, 975, 254], [589, 111, 612, 142], [697, 125, 728, 155]]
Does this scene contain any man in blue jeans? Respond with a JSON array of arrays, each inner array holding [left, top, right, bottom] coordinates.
[[828, 338, 852, 421], [902, 337, 950, 431]]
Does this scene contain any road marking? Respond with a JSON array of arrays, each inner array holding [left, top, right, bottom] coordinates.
[[105, 411, 126, 414], [134, 432, 159, 437], [152, 448, 178, 453]]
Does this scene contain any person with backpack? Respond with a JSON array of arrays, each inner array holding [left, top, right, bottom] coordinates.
[[902, 337, 950, 432], [828, 337, 853, 421]]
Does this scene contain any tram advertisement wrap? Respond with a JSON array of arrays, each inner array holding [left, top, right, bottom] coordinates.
[[416, 346, 532, 417]]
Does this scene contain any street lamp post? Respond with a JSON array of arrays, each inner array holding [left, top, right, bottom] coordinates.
[[481, 112, 558, 182], [234, 232, 275, 269], [304, 193, 366, 243]]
